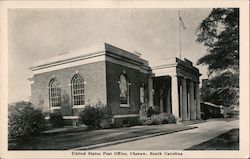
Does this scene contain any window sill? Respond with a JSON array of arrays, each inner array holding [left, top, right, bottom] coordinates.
[[72, 105, 85, 109], [63, 116, 79, 119], [120, 104, 130, 108], [114, 114, 138, 118], [50, 107, 61, 110]]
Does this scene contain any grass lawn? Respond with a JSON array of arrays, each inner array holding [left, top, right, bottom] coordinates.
[[9, 124, 196, 150], [186, 129, 239, 150]]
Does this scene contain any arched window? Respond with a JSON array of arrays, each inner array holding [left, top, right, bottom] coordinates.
[[72, 74, 85, 106], [119, 74, 130, 106], [49, 79, 61, 108]]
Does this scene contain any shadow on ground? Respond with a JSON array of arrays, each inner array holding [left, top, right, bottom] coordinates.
[[186, 129, 239, 150]]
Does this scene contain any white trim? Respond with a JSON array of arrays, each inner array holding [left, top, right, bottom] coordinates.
[[31, 50, 105, 69], [114, 114, 139, 118], [63, 116, 79, 120], [44, 116, 79, 120], [72, 105, 85, 109], [153, 65, 177, 77], [105, 56, 150, 74], [128, 83, 130, 105], [50, 106, 61, 110], [32, 54, 106, 75], [120, 104, 130, 108], [31, 48, 151, 75]]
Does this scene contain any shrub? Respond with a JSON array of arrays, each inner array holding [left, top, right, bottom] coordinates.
[[8, 101, 46, 138], [102, 103, 113, 119], [49, 113, 64, 128], [79, 103, 110, 128], [157, 113, 177, 124], [100, 118, 113, 129], [139, 116, 151, 125], [146, 107, 159, 117], [165, 114, 176, 124], [139, 113, 177, 125], [150, 114, 164, 125]]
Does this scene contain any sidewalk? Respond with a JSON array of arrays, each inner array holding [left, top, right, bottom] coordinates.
[[9, 124, 197, 150], [96, 119, 239, 150]]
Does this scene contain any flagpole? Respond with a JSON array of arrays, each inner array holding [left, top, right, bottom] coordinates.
[[178, 11, 182, 59]]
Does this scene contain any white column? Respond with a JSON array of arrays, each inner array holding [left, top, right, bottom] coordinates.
[[179, 85, 183, 120], [181, 78, 188, 121], [190, 81, 196, 120], [167, 89, 171, 114], [187, 90, 190, 120], [160, 89, 164, 113], [171, 75, 180, 119], [195, 83, 201, 119], [148, 76, 154, 108]]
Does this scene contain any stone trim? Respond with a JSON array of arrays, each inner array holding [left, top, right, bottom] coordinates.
[[31, 53, 151, 75], [31, 54, 106, 75], [63, 116, 79, 119], [44, 116, 79, 120], [106, 56, 151, 74], [31, 51, 105, 70], [50, 106, 61, 110], [72, 105, 85, 109], [113, 114, 138, 118], [120, 104, 130, 108], [30, 43, 151, 75]]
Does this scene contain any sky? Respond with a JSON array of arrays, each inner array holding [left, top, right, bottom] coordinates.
[[8, 8, 212, 103]]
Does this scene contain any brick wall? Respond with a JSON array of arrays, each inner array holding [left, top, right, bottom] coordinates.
[[31, 61, 107, 116], [31, 59, 150, 119], [106, 61, 149, 116]]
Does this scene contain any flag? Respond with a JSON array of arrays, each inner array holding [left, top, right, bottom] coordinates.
[[179, 15, 186, 29]]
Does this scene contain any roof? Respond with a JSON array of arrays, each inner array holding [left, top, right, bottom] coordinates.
[[30, 43, 149, 71], [30, 44, 106, 69]]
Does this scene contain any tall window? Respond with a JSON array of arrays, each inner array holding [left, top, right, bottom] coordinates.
[[72, 74, 85, 106], [49, 79, 61, 108], [119, 74, 129, 105]]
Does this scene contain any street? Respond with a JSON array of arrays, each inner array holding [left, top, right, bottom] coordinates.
[[96, 119, 239, 150]]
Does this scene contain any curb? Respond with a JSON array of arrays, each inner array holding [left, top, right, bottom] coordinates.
[[70, 126, 198, 150], [182, 120, 206, 126]]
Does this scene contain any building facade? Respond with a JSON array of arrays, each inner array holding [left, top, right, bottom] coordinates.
[[29, 43, 201, 124]]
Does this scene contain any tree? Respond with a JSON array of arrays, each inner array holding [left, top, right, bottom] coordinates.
[[196, 8, 239, 107], [8, 101, 46, 138]]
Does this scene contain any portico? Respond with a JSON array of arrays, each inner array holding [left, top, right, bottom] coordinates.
[[150, 57, 201, 121]]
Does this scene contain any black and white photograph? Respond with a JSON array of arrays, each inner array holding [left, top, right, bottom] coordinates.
[[0, 1, 249, 159]]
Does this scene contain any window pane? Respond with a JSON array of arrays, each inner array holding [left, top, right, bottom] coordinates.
[[72, 75, 85, 105], [119, 74, 129, 105], [49, 79, 61, 107]]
